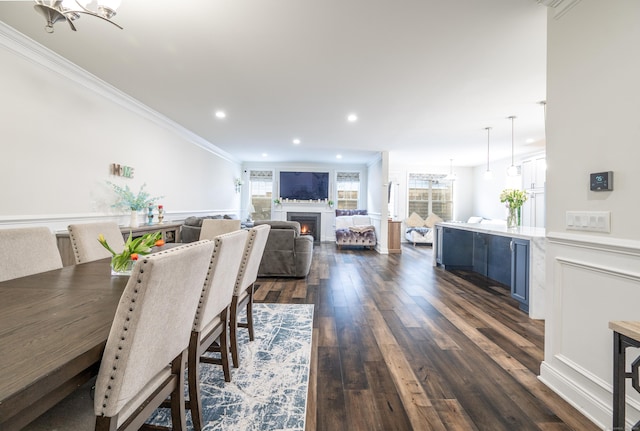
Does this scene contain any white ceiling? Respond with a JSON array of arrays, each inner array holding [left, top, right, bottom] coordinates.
[[0, 0, 548, 167]]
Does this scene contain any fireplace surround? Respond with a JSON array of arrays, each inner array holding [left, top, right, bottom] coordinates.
[[287, 212, 321, 243]]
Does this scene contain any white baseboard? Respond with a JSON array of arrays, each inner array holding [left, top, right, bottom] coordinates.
[[539, 357, 635, 430]]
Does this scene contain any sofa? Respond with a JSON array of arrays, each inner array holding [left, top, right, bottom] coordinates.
[[334, 209, 376, 249], [180, 214, 252, 243], [253, 220, 313, 278], [403, 212, 443, 246]]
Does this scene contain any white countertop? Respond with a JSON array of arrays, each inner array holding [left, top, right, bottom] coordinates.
[[437, 222, 546, 240]]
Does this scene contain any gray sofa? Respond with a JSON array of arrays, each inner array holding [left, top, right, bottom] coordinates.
[[180, 214, 251, 243], [254, 220, 313, 278]]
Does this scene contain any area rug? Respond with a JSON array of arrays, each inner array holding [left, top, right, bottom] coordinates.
[[148, 303, 314, 431]]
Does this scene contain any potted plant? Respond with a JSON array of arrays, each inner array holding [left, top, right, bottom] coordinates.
[[108, 182, 163, 227]]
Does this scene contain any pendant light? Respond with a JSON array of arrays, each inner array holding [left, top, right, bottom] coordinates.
[[484, 127, 493, 179], [507, 116, 518, 177], [445, 158, 457, 181]]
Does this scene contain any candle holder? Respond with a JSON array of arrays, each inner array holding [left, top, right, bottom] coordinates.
[[158, 205, 165, 224]]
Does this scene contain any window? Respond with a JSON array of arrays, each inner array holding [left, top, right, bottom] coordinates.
[[407, 173, 452, 220], [336, 172, 360, 209], [249, 170, 273, 221]]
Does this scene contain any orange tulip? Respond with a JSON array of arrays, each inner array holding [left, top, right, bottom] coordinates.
[[131, 253, 139, 260], [155, 239, 165, 247]]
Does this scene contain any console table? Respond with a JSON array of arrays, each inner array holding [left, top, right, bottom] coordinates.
[[610, 320, 640, 431], [56, 222, 182, 266]]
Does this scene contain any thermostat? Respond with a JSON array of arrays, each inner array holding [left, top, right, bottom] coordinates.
[[590, 171, 613, 191]]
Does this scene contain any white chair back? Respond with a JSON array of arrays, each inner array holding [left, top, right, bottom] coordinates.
[[234, 224, 270, 297], [0, 227, 62, 282], [68, 222, 125, 264], [193, 229, 248, 333], [93, 240, 215, 422], [199, 219, 241, 241]]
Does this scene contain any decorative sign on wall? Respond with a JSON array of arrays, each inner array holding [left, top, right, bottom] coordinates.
[[110, 163, 135, 178]]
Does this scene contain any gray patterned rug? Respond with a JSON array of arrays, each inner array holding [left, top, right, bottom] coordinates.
[[149, 303, 314, 431]]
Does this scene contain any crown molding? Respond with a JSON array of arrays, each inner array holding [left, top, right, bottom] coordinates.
[[0, 21, 240, 165], [537, 0, 582, 20]]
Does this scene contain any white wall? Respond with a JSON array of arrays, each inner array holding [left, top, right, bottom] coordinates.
[[0, 26, 241, 231], [540, 1, 640, 429], [388, 158, 473, 222], [471, 155, 538, 221]]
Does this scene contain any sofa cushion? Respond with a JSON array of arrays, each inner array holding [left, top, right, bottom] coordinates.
[[406, 212, 425, 228], [424, 213, 443, 228], [184, 215, 222, 227], [335, 216, 354, 230], [352, 215, 371, 226]]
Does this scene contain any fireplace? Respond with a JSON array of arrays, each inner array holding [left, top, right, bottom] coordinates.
[[287, 212, 321, 243]]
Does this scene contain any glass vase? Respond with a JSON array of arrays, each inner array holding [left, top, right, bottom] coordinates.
[[111, 257, 134, 276], [507, 207, 518, 229]]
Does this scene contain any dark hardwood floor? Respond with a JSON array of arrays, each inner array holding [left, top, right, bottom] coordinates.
[[253, 243, 600, 431]]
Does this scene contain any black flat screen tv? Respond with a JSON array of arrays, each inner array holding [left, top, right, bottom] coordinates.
[[279, 171, 329, 200]]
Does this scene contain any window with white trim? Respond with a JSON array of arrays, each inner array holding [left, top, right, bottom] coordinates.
[[407, 173, 452, 220], [336, 172, 360, 209], [249, 170, 273, 221]]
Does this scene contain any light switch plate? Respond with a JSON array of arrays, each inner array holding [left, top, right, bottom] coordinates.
[[566, 211, 610, 233]]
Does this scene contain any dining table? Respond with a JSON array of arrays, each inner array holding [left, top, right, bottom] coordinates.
[[0, 258, 129, 430]]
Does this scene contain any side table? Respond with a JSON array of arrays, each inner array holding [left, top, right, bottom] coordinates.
[[609, 320, 640, 431]]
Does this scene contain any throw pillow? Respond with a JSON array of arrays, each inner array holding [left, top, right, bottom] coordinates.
[[405, 212, 425, 228], [424, 213, 444, 228]]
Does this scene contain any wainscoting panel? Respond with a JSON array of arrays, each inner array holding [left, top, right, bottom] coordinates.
[[541, 232, 640, 430]]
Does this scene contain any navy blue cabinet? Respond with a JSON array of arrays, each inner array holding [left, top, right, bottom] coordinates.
[[487, 235, 512, 286], [510, 238, 530, 312], [472, 232, 488, 275], [438, 226, 473, 269], [436, 225, 532, 314]]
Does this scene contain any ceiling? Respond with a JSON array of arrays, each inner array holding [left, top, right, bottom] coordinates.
[[0, 0, 548, 167]]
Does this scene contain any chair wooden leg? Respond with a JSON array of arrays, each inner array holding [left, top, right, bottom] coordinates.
[[95, 415, 118, 431], [230, 295, 240, 368], [219, 308, 231, 382], [170, 351, 188, 431], [246, 285, 255, 341], [187, 332, 204, 431]]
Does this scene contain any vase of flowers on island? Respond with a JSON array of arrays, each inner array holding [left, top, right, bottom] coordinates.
[[107, 182, 163, 228], [500, 188, 528, 229], [98, 231, 164, 276]]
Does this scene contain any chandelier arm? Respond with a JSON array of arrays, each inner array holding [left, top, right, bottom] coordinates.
[[66, 9, 123, 29]]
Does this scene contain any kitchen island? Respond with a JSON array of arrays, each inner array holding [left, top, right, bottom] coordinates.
[[433, 222, 546, 319]]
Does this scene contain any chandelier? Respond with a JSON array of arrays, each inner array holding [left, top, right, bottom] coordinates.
[[34, 0, 123, 33]]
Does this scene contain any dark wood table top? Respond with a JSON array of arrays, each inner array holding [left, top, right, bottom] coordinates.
[[0, 259, 128, 430]]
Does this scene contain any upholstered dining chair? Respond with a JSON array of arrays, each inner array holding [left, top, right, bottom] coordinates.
[[23, 240, 215, 431], [68, 221, 125, 264], [198, 218, 241, 241], [188, 229, 248, 431], [230, 224, 270, 368], [0, 227, 63, 282]]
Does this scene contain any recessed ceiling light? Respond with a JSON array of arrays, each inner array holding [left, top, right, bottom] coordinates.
[[347, 114, 358, 122], [215, 110, 226, 119], [336, 154, 343, 159], [293, 139, 301, 145], [262, 153, 268, 157]]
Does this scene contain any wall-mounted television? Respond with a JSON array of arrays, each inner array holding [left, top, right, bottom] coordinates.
[[279, 171, 329, 200]]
